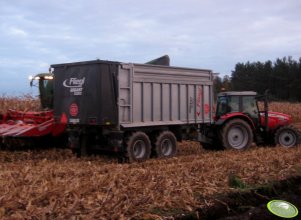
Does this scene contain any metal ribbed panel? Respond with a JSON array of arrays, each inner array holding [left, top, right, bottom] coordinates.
[[119, 63, 213, 128]]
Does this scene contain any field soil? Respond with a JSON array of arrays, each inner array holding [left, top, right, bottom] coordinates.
[[0, 144, 301, 219], [192, 176, 301, 220], [0, 98, 301, 219]]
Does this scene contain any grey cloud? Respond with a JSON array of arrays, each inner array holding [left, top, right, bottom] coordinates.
[[0, 0, 300, 94]]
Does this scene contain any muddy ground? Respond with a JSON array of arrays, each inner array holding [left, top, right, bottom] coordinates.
[[176, 176, 301, 220]]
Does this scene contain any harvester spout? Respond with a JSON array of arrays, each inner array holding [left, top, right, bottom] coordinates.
[[145, 55, 170, 66]]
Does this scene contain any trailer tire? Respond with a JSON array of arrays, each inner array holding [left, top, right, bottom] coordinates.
[[274, 125, 301, 147], [126, 132, 151, 162], [154, 131, 177, 158], [222, 119, 253, 150]]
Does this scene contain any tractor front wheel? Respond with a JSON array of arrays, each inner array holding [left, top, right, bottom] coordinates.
[[274, 125, 301, 147], [221, 119, 253, 150]]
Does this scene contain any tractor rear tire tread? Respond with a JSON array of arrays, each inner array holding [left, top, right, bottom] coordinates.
[[221, 119, 253, 150]]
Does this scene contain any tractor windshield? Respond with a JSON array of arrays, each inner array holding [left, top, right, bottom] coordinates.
[[216, 96, 239, 117], [216, 95, 259, 120], [216, 96, 228, 117], [242, 96, 258, 118]]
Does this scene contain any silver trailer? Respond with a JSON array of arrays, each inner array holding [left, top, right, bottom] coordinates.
[[119, 63, 214, 127], [52, 58, 214, 162]]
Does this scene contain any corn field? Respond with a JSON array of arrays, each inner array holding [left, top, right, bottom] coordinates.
[[0, 95, 40, 114], [0, 96, 301, 219]]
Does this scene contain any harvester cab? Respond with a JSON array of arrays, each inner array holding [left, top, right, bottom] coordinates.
[[30, 73, 54, 109], [212, 91, 300, 150]]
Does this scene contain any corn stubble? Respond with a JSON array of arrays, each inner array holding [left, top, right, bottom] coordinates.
[[0, 95, 40, 114], [0, 97, 301, 219]]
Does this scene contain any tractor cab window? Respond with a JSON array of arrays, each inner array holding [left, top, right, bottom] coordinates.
[[216, 95, 240, 117], [228, 96, 239, 112], [242, 96, 258, 118], [216, 96, 228, 116]]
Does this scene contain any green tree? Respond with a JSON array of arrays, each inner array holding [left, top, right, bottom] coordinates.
[[231, 56, 301, 101]]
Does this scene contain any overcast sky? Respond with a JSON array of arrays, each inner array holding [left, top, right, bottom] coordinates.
[[0, 0, 300, 95]]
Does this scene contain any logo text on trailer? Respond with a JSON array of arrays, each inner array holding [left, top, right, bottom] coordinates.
[[196, 86, 202, 116], [63, 77, 85, 95]]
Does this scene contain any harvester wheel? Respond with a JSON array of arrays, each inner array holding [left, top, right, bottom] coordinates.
[[126, 132, 151, 163], [274, 125, 301, 147], [154, 131, 177, 158], [221, 119, 253, 150]]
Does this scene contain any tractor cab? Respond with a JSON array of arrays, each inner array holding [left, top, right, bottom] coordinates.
[[213, 91, 298, 149], [216, 91, 259, 122], [30, 73, 54, 109]]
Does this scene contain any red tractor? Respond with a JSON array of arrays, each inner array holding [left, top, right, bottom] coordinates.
[[0, 73, 66, 148], [200, 91, 301, 150]]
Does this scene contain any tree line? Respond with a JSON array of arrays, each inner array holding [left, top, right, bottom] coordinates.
[[214, 56, 301, 102]]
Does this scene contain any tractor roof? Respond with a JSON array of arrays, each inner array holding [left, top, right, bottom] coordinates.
[[218, 91, 257, 96]]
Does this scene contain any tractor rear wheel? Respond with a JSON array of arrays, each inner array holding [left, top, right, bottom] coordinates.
[[126, 131, 151, 162], [274, 125, 301, 147], [154, 131, 177, 158], [221, 119, 253, 150]]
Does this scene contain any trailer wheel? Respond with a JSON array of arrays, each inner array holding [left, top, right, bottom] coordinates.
[[154, 131, 177, 158], [126, 132, 151, 162], [222, 119, 253, 150], [274, 125, 301, 147]]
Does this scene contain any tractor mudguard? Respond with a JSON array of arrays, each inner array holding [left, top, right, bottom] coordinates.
[[215, 112, 256, 130]]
